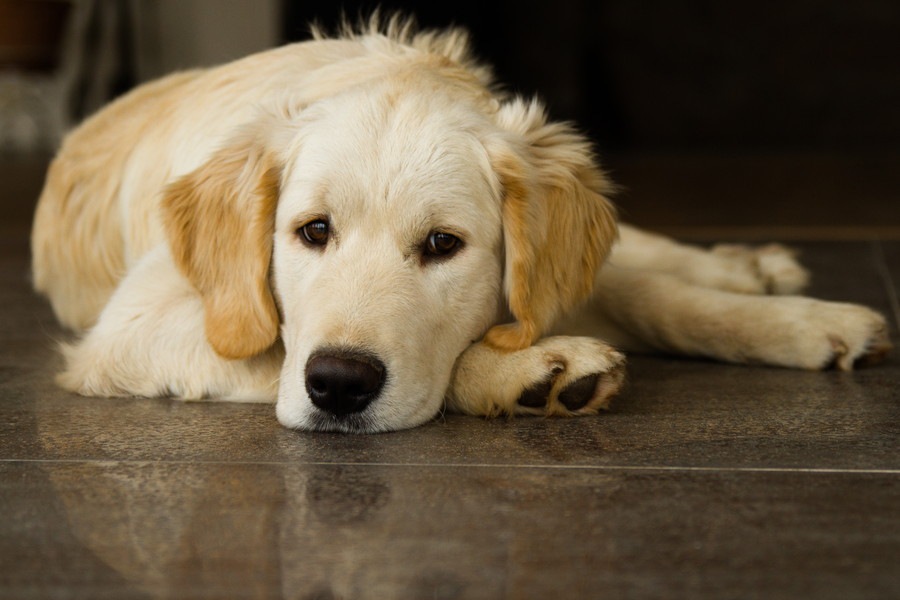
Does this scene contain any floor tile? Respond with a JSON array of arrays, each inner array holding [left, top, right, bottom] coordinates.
[[2, 356, 897, 471], [874, 240, 900, 332], [2, 461, 897, 600]]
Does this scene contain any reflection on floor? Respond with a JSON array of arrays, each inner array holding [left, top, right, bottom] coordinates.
[[2, 154, 898, 599]]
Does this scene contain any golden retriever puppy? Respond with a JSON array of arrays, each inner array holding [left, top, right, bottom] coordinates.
[[32, 18, 890, 432]]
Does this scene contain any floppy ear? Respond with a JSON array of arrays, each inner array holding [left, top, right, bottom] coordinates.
[[484, 99, 618, 351], [161, 128, 282, 360]]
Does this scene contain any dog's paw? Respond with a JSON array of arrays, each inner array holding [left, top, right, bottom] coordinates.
[[755, 244, 811, 295], [810, 304, 891, 371], [760, 299, 892, 370], [712, 243, 810, 295], [447, 337, 626, 417]]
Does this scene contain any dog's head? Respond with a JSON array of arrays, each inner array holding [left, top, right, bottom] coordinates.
[[162, 60, 616, 433]]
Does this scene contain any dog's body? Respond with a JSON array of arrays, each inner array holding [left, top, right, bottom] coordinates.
[[32, 20, 890, 432]]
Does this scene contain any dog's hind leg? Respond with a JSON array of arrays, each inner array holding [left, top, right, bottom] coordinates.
[[569, 265, 891, 370], [446, 337, 626, 417], [611, 225, 809, 295]]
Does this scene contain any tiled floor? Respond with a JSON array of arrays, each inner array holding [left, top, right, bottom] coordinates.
[[1, 155, 899, 599]]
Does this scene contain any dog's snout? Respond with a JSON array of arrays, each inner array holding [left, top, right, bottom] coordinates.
[[305, 350, 386, 415]]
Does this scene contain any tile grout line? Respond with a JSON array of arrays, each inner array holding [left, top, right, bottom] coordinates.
[[872, 237, 900, 332], [2, 457, 899, 475]]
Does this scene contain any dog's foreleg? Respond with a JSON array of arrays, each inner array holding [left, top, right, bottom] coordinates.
[[57, 246, 282, 402]]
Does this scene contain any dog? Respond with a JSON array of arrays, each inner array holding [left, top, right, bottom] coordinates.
[[31, 17, 891, 433]]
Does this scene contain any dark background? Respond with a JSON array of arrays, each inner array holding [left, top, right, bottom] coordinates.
[[281, 0, 900, 154], [2, 0, 898, 235]]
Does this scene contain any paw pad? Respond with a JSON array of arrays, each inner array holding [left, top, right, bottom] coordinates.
[[515, 371, 610, 412], [557, 374, 600, 410], [516, 377, 554, 408]]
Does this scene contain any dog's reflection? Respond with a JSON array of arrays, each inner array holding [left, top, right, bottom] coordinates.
[[34, 398, 486, 598]]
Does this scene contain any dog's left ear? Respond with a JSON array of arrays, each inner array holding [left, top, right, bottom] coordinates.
[[484, 99, 618, 351], [162, 125, 283, 360]]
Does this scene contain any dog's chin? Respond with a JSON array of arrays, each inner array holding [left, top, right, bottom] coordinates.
[[277, 401, 441, 434], [303, 410, 382, 434]]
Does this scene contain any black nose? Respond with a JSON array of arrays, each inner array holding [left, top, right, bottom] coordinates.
[[305, 350, 386, 416]]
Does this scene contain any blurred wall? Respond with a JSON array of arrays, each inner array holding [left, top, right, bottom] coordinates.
[[5, 0, 898, 154], [132, 0, 281, 81], [283, 0, 900, 152], [0, 0, 281, 152]]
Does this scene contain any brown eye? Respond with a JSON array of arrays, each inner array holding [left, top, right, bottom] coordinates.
[[424, 231, 462, 259], [298, 220, 329, 246]]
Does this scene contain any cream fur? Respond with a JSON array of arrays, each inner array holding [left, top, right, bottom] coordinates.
[[32, 18, 891, 433]]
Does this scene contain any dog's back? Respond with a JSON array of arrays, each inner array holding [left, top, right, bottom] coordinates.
[[31, 39, 367, 330], [32, 70, 204, 329]]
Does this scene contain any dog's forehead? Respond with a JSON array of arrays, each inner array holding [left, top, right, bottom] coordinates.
[[303, 86, 490, 173], [279, 85, 500, 228]]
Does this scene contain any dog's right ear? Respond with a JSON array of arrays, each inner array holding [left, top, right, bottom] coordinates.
[[162, 125, 284, 360]]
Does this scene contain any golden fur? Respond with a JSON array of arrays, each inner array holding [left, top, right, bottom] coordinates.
[[31, 17, 890, 433], [483, 102, 618, 350], [162, 127, 282, 360]]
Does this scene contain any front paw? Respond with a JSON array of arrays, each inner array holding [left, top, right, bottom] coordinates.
[[447, 337, 626, 417]]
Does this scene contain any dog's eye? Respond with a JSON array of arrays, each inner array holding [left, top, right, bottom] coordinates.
[[298, 220, 329, 247], [424, 231, 462, 259]]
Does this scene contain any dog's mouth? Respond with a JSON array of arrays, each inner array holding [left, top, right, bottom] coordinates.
[[304, 409, 383, 434]]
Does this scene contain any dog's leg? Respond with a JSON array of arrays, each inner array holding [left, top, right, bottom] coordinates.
[[446, 337, 626, 417], [571, 266, 891, 370], [612, 225, 809, 295], [57, 246, 282, 402]]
